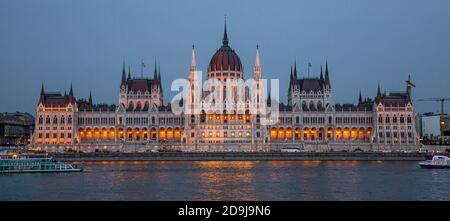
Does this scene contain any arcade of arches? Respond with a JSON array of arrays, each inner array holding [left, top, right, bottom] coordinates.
[[78, 127, 182, 143], [269, 127, 373, 142]]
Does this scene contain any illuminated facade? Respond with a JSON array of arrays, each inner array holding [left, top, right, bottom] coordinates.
[[32, 22, 418, 152]]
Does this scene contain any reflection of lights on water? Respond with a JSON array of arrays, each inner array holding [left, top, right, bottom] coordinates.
[[197, 161, 257, 169], [196, 161, 257, 200]]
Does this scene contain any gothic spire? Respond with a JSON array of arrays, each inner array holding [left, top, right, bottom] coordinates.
[[153, 59, 158, 81], [158, 64, 162, 91], [253, 44, 261, 79], [320, 65, 324, 80], [293, 60, 298, 79], [377, 82, 382, 98], [122, 60, 126, 82], [88, 91, 92, 105], [40, 82, 45, 95], [324, 59, 330, 87], [290, 64, 293, 80], [191, 44, 196, 68], [127, 65, 131, 80], [69, 83, 73, 97], [358, 90, 363, 105], [222, 17, 229, 46]]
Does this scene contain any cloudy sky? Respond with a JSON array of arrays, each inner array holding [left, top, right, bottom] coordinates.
[[1, 0, 449, 114]]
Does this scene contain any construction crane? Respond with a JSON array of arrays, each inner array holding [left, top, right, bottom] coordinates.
[[417, 98, 450, 115]]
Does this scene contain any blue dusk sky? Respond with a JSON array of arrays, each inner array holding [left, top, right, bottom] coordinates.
[[0, 0, 449, 115]]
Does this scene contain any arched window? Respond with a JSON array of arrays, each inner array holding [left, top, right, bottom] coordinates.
[[53, 116, 58, 124], [393, 115, 398, 123], [38, 116, 43, 124], [407, 115, 412, 124]]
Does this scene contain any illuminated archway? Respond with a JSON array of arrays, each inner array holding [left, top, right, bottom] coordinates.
[[295, 128, 301, 141], [311, 128, 317, 141], [318, 127, 325, 141], [93, 128, 100, 140], [366, 127, 373, 141], [166, 127, 173, 140], [101, 128, 108, 140], [117, 128, 124, 141], [270, 127, 277, 140], [343, 127, 350, 141], [134, 128, 141, 141], [286, 127, 293, 140], [174, 127, 181, 140], [126, 128, 133, 141], [358, 128, 365, 141], [150, 128, 157, 141], [327, 128, 334, 141], [351, 127, 358, 141], [278, 127, 285, 141], [78, 128, 85, 142], [336, 127, 342, 141], [303, 128, 310, 141], [159, 128, 166, 142], [108, 128, 115, 140], [142, 128, 148, 141]]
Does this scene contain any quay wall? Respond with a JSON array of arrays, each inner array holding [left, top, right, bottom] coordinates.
[[50, 152, 430, 162]]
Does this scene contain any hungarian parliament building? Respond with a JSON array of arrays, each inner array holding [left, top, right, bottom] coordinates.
[[32, 23, 418, 152]]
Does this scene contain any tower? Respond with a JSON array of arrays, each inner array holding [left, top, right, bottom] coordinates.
[[252, 44, 264, 113], [187, 44, 199, 114]]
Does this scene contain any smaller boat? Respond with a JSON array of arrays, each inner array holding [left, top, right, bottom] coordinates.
[[419, 155, 450, 169]]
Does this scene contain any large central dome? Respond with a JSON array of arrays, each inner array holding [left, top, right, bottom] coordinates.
[[207, 22, 243, 77]]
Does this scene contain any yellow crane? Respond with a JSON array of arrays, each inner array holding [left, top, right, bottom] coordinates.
[[417, 98, 450, 115]]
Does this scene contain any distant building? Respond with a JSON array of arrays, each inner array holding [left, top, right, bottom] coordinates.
[[417, 113, 450, 143], [0, 112, 35, 146]]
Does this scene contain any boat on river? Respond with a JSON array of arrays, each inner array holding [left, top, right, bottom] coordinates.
[[0, 154, 82, 173], [419, 155, 450, 169]]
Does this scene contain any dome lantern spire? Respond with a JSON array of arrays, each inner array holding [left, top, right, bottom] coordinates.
[[222, 17, 229, 46]]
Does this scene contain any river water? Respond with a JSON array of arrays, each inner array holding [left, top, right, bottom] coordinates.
[[1, 161, 450, 200]]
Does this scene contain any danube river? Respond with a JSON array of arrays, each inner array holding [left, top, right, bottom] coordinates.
[[1, 161, 450, 200]]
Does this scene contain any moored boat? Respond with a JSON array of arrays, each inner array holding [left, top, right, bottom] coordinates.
[[419, 155, 450, 169], [0, 154, 82, 173]]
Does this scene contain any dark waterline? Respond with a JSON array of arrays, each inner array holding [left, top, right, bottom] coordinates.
[[1, 161, 450, 201]]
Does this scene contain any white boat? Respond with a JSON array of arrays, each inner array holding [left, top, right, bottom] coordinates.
[[419, 155, 450, 169], [0, 155, 82, 173]]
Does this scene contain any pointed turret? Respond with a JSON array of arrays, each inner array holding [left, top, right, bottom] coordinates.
[[267, 91, 272, 106], [377, 82, 382, 98], [190, 44, 196, 70], [121, 60, 126, 83], [358, 90, 363, 105], [290, 64, 293, 81], [158, 64, 163, 92], [40, 82, 45, 95], [153, 60, 158, 81], [293, 60, 298, 79], [324, 59, 330, 87], [253, 44, 262, 80], [88, 91, 92, 105], [127, 65, 131, 80], [189, 44, 198, 81], [320, 65, 324, 80], [69, 83, 73, 97]]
